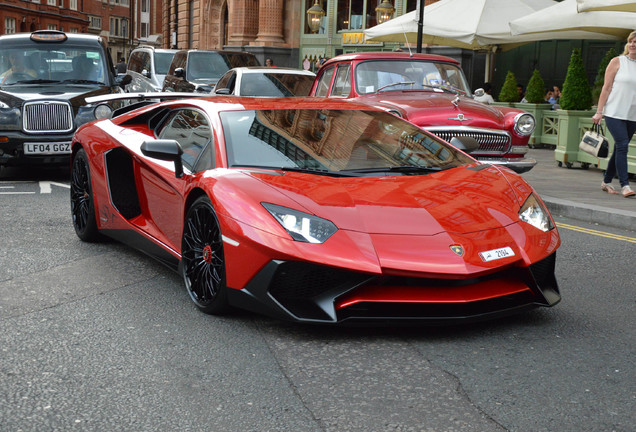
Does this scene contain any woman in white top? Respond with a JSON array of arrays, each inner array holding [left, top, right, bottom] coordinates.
[[593, 30, 636, 198]]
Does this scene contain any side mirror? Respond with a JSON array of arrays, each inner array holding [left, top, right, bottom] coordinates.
[[141, 139, 184, 178], [174, 67, 185, 78], [116, 74, 132, 88], [142, 69, 151, 78], [214, 87, 231, 95], [450, 136, 480, 154]]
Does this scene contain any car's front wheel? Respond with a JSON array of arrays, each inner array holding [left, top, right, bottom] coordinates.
[[70, 148, 100, 242], [181, 196, 229, 315]]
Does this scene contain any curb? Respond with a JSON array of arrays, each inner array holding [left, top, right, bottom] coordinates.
[[542, 196, 636, 232]]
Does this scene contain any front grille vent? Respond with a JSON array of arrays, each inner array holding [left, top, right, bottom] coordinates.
[[428, 129, 511, 153], [23, 101, 73, 133]]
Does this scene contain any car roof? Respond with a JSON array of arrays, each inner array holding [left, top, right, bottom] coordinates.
[[230, 67, 315, 75], [0, 30, 103, 44], [181, 49, 256, 55], [321, 51, 460, 67], [132, 46, 178, 53]]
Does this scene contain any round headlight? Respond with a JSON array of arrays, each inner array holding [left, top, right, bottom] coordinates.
[[94, 103, 113, 120], [514, 113, 535, 136]]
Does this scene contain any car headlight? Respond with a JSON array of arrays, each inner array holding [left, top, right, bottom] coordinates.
[[262, 203, 338, 243], [94, 103, 113, 119], [519, 193, 554, 232], [514, 113, 535, 136]]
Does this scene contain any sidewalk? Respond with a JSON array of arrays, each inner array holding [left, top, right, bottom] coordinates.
[[520, 147, 636, 231]]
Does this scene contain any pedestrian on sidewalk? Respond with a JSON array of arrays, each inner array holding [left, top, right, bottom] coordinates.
[[593, 30, 636, 198]]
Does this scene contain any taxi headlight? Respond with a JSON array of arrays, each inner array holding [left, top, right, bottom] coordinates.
[[262, 203, 338, 243], [519, 193, 554, 232], [94, 103, 113, 119], [514, 113, 535, 136]]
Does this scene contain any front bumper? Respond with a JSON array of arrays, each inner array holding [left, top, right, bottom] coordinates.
[[226, 252, 560, 325], [0, 131, 73, 166], [476, 157, 537, 174]]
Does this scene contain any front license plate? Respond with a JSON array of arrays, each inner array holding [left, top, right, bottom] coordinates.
[[24, 142, 72, 155], [479, 246, 515, 262]]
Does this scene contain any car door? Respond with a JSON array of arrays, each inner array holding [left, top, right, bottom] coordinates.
[[137, 107, 214, 251]]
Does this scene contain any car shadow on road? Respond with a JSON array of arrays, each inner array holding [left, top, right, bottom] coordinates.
[[0, 165, 70, 181]]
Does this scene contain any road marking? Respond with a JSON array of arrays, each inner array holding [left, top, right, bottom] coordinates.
[[0, 191, 36, 194], [557, 222, 636, 243], [39, 181, 70, 194]]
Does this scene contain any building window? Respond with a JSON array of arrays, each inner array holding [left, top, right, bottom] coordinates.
[[47, 0, 56, 5], [5, 17, 16, 34], [110, 0, 130, 6], [70, 0, 77, 10], [141, 0, 149, 13], [69, 27, 78, 33], [110, 17, 129, 38], [48, 24, 57, 30], [336, 0, 383, 31], [140, 22, 149, 38], [89, 16, 102, 29]]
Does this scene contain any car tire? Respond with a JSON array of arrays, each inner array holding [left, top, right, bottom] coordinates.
[[70, 148, 101, 242], [181, 196, 230, 315]]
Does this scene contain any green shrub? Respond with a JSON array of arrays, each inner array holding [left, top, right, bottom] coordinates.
[[524, 69, 546, 103], [592, 47, 618, 104], [559, 49, 592, 110], [498, 71, 519, 102]]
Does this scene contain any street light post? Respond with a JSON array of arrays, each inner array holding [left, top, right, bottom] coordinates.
[[416, 0, 425, 53]]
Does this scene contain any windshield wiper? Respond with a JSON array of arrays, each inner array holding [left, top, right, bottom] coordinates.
[[61, 79, 105, 85], [341, 165, 442, 174], [376, 81, 415, 93], [9, 79, 61, 84]]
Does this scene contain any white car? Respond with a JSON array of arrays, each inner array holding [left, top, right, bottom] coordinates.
[[212, 67, 316, 97], [126, 46, 177, 92]]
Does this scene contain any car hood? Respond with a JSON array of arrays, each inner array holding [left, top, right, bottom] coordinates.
[[0, 84, 113, 107], [356, 92, 506, 129], [246, 164, 523, 236]]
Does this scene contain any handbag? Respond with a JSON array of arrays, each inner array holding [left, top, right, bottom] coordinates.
[[579, 123, 609, 158]]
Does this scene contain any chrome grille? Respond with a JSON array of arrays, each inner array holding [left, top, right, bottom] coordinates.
[[426, 128, 511, 154], [23, 101, 74, 133]]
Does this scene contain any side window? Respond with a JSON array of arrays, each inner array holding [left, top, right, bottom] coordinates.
[[215, 71, 235, 93], [330, 64, 351, 97], [168, 52, 186, 74], [140, 52, 151, 73], [158, 109, 213, 171], [128, 52, 142, 73], [314, 66, 335, 97]]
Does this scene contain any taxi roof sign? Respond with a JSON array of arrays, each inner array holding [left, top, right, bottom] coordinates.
[[30, 30, 68, 43]]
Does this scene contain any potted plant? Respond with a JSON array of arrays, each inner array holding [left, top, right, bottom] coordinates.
[[514, 69, 550, 146], [554, 49, 596, 168], [592, 47, 617, 105], [497, 71, 519, 105]]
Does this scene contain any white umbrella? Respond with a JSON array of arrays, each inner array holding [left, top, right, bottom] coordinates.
[[364, 0, 618, 50], [576, 0, 636, 13], [510, 0, 635, 38]]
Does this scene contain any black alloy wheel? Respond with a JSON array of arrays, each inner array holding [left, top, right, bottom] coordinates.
[[181, 196, 229, 315], [70, 149, 100, 242]]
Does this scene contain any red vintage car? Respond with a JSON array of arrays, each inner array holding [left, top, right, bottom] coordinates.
[[310, 52, 537, 173], [71, 96, 560, 324]]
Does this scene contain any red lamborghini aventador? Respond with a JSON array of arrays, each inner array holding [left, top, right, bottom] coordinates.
[[70, 96, 561, 324]]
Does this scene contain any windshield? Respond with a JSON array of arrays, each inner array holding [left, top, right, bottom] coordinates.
[[221, 109, 473, 175], [355, 60, 471, 95], [240, 73, 315, 97], [0, 42, 108, 86], [154, 52, 175, 75], [187, 52, 258, 82]]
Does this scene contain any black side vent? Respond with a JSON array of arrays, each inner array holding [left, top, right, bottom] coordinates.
[[105, 148, 141, 220]]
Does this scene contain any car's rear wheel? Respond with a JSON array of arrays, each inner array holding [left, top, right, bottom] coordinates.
[[70, 148, 100, 242], [181, 196, 229, 315]]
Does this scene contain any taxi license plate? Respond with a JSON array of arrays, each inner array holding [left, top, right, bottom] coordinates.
[[479, 246, 515, 262], [24, 142, 71, 155]]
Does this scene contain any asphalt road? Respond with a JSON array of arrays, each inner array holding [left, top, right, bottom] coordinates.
[[1, 169, 634, 432]]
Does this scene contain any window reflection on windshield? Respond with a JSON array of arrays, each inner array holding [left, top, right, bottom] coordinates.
[[221, 109, 472, 174], [355, 60, 470, 95]]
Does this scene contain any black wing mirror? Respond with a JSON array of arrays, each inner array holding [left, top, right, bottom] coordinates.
[[141, 139, 185, 178]]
